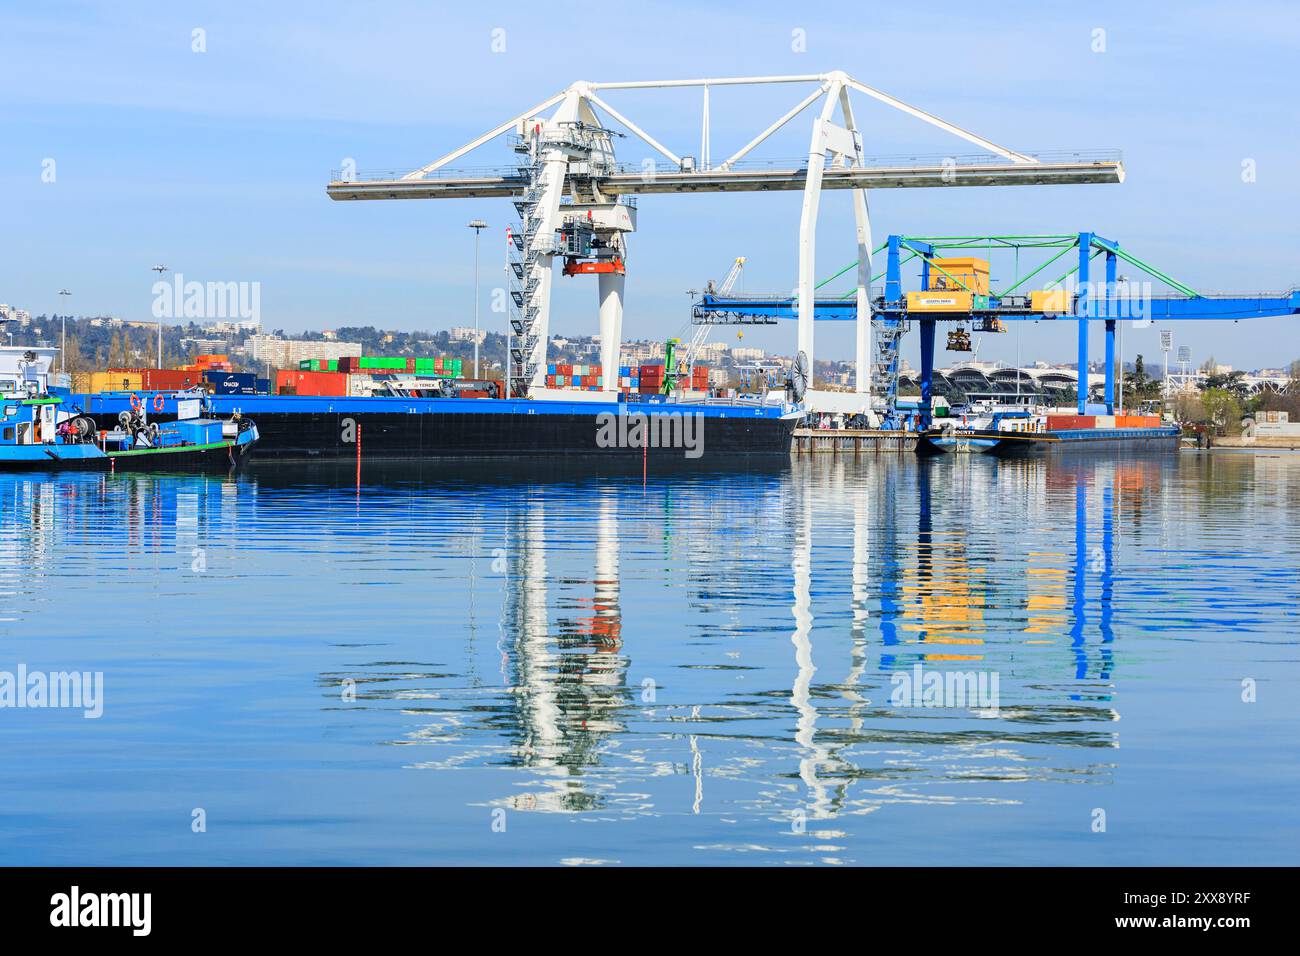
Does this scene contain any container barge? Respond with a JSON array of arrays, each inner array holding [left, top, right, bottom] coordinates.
[[72, 392, 799, 462], [917, 408, 1179, 457]]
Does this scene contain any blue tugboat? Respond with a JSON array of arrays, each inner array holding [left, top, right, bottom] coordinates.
[[0, 392, 257, 472]]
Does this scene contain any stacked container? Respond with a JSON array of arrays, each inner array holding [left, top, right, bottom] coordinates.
[[299, 359, 340, 372], [275, 369, 349, 396], [336, 356, 463, 377], [542, 362, 608, 391], [179, 354, 233, 373], [638, 364, 665, 394], [203, 371, 257, 395]]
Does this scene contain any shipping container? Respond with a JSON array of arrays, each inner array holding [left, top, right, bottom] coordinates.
[[1115, 414, 1161, 428], [142, 368, 202, 390], [203, 371, 258, 395], [1046, 415, 1096, 431], [94, 370, 144, 392], [275, 369, 349, 396], [299, 359, 340, 372]]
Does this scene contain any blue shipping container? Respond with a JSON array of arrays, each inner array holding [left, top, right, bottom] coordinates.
[[203, 371, 257, 395]]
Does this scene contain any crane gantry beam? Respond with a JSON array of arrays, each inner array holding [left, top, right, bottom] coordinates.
[[326, 72, 1124, 404], [328, 157, 1122, 201]]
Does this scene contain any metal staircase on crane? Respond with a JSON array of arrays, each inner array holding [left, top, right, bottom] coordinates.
[[683, 257, 745, 379]]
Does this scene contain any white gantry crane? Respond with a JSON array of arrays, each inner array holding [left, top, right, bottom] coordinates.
[[328, 72, 1123, 405]]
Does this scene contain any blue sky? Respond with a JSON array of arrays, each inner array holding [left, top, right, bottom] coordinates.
[[3, 0, 1298, 369]]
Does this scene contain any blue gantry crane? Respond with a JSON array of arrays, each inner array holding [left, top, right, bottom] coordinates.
[[693, 232, 1300, 427]]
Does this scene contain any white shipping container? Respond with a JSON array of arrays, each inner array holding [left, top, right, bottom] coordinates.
[[1257, 421, 1300, 437]]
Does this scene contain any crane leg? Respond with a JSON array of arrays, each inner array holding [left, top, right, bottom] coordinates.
[[919, 318, 936, 431], [598, 273, 624, 391], [1104, 319, 1116, 414]]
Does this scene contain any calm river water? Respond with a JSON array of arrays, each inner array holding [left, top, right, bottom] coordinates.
[[0, 451, 1296, 865]]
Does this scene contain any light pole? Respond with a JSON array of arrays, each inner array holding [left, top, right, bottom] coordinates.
[[1160, 329, 1173, 412], [467, 220, 487, 379], [58, 289, 71, 371], [151, 265, 168, 367]]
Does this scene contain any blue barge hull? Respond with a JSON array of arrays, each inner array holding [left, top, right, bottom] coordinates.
[[73, 393, 799, 462], [918, 425, 1181, 457]]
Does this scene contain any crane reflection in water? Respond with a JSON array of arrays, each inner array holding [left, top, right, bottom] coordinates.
[[2, 452, 1294, 865], [355, 453, 1175, 822]]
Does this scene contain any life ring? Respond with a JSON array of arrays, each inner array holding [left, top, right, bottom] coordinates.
[[129, 393, 143, 412], [153, 393, 166, 413]]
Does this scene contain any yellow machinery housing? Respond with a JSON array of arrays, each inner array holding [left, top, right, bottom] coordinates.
[[1030, 289, 1072, 313], [906, 256, 990, 313], [927, 257, 989, 295], [908, 291, 973, 312]]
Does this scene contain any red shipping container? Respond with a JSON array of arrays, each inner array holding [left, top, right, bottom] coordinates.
[[141, 369, 201, 390], [1047, 415, 1095, 431], [275, 369, 348, 396]]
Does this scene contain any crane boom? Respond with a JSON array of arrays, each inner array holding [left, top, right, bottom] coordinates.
[[684, 258, 746, 378]]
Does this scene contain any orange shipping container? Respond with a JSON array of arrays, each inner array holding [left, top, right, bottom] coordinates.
[[1115, 414, 1160, 428]]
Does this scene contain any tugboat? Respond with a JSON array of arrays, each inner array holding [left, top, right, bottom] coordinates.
[[0, 389, 258, 472], [917, 406, 1045, 455]]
